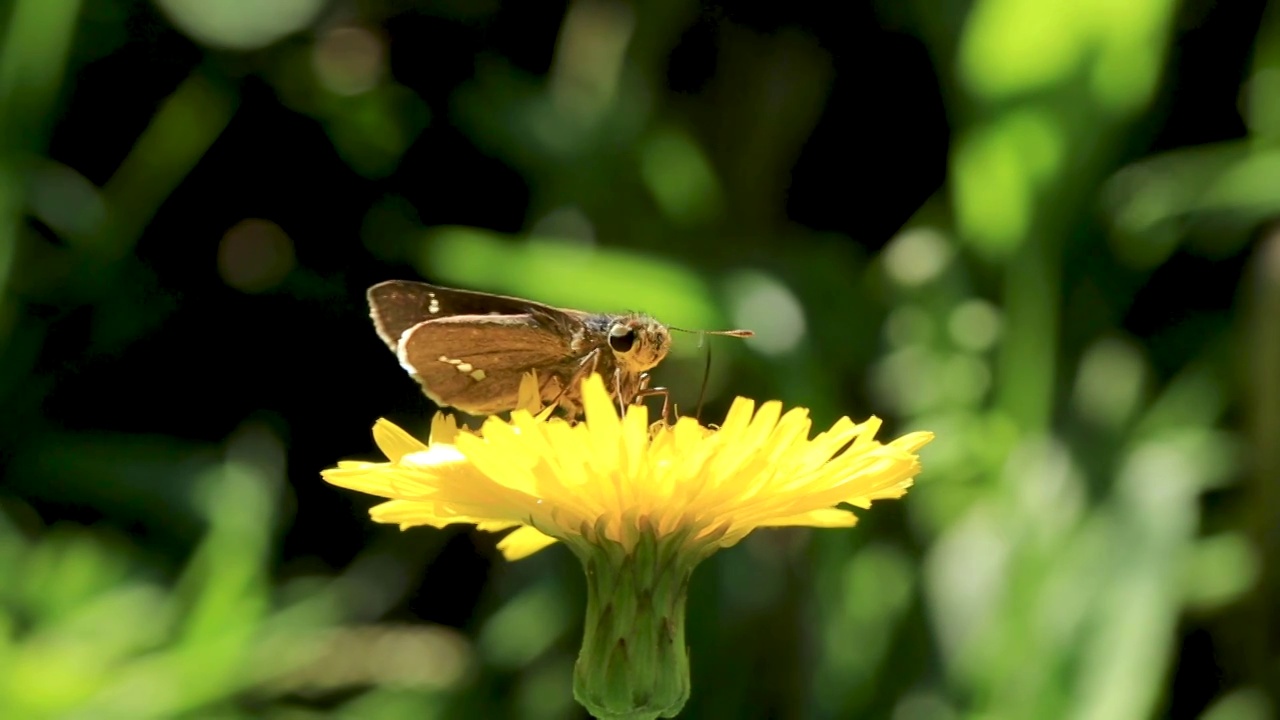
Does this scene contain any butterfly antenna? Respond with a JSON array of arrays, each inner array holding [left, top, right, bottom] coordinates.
[[667, 325, 751, 422], [695, 342, 712, 421], [670, 325, 755, 339]]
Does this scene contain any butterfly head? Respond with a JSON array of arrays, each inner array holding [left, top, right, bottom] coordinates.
[[608, 314, 671, 372]]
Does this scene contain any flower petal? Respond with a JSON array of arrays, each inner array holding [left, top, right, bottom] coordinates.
[[717, 396, 756, 441], [757, 508, 858, 528], [497, 525, 561, 560], [516, 370, 544, 414], [373, 419, 429, 462], [322, 372, 933, 560], [429, 412, 462, 444], [321, 465, 420, 499], [369, 499, 455, 527]]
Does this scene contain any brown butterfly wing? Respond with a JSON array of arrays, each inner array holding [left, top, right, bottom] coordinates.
[[397, 314, 597, 415], [367, 280, 577, 351]]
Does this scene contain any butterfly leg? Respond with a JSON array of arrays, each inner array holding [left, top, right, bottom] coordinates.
[[633, 372, 673, 425]]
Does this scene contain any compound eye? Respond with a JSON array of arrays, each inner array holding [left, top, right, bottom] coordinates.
[[609, 324, 637, 353]]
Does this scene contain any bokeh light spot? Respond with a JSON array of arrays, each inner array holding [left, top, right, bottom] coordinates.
[[528, 205, 596, 246], [218, 218, 296, 293], [883, 227, 953, 287], [312, 25, 385, 97], [884, 305, 935, 348], [947, 299, 1002, 351], [871, 347, 944, 414], [725, 270, 806, 356], [941, 353, 991, 405], [155, 0, 325, 51], [1072, 337, 1145, 429]]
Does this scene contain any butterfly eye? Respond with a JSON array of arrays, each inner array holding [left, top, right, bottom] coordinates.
[[609, 324, 637, 353]]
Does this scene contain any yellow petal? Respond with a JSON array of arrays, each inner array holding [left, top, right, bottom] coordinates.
[[516, 370, 544, 414], [369, 499, 455, 527], [497, 526, 561, 560], [373, 419, 429, 462], [476, 519, 523, 532], [399, 443, 469, 469], [321, 466, 415, 499], [741, 400, 783, 450], [717, 396, 756, 441], [334, 460, 385, 470], [757, 508, 858, 528], [429, 412, 461, 444], [457, 423, 541, 496], [892, 430, 936, 452], [621, 397, 649, 479], [850, 416, 883, 451], [582, 374, 623, 472]]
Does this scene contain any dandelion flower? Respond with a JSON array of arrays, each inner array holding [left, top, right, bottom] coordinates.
[[323, 373, 933, 720]]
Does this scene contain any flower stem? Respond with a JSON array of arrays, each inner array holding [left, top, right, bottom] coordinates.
[[567, 523, 706, 720]]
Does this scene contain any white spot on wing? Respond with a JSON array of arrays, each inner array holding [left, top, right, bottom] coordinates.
[[456, 362, 474, 373], [471, 369, 486, 381]]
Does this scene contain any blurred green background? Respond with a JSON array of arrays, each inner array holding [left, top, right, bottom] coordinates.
[[2, 0, 1278, 718]]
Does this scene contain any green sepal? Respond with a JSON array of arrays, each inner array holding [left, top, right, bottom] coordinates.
[[561, 517, 718, 720]]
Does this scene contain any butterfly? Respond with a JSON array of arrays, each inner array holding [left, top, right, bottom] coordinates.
[[367, 280, 751, 419]]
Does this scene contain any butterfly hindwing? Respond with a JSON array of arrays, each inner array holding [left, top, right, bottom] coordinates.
[[397, 313, 592, 415]]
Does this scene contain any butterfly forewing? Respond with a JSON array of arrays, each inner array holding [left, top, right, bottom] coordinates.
[[397, 313, 585, 415], [367, 280, 573, 350]]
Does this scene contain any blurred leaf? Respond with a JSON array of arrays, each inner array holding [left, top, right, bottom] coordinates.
[[0, 0, 83, 327], [1199, 687, 1275, 720], [952, 110, 1063, 258], [323, 84, 431, 179], [419, 227, 730, 336], [476, 581, 570, 670], [638, 124, 724, 227], [1182, 533, 1260, 611], [97, 71, 237, 260]]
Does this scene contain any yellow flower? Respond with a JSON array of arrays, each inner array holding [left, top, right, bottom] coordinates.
[[323, 373, 932, 720], [323, 373, 932, 558]]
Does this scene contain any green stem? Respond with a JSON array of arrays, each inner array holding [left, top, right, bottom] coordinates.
[[565, 524, 707, 720]]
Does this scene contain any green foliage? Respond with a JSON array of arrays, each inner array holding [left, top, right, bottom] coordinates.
[[2, 0, 1277, 717]]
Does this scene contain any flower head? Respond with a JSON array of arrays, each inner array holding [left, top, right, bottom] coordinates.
[[323, 373, 932, 561]]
